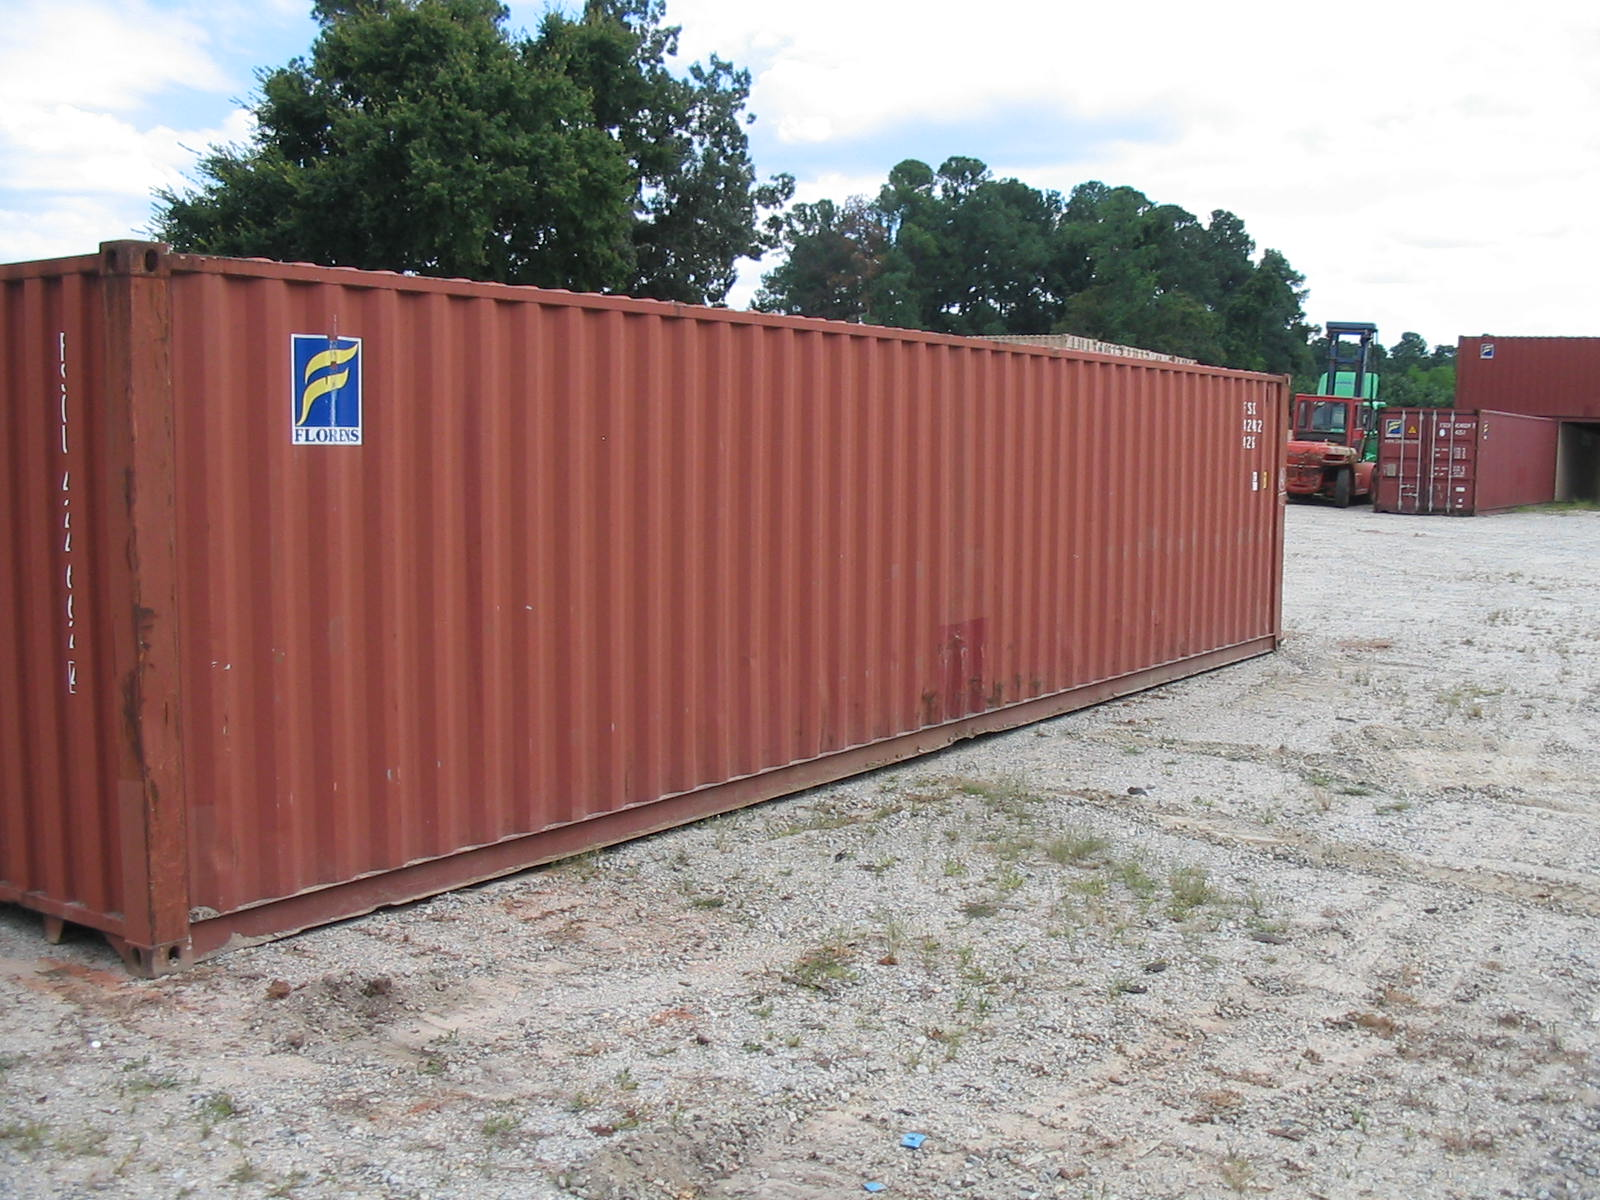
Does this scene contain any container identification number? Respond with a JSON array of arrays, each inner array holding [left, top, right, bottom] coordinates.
[[1240, 400, 1260, 450], [58, 332, 78, 695]]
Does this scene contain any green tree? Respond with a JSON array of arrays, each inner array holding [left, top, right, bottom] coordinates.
[[758, 162, 1311, 370], [152, 0, 790, 303], [1387, 331, 1430, 369], [757, 156, 1068, 336], [752, 197, 884, 321], [1222, 249, 1314, 376]]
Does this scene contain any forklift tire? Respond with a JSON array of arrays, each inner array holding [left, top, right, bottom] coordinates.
[[1333, 469, 1353, 508]]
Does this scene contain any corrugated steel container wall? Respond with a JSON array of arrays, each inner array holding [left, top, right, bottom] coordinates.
[[1374, 408, 1558, 515], [1, 244, 1286, 971], [1457, 336, 1600, 420]]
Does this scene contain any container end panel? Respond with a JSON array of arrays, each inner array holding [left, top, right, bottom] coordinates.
[[0, 266, 129, 929]]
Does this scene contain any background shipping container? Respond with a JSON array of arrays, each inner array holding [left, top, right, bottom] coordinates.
[[1457, 336, 1600, 421], [1, 243, 1287, 973], [1373, 408, 1559, 515]]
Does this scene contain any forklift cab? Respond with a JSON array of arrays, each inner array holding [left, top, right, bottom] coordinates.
[[1293, 395, 1380, 457]]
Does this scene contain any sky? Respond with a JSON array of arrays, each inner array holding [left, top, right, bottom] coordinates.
[[2, 0, 1596, 347]]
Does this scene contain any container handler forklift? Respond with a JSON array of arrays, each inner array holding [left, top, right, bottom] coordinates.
[[1286, 321, 1383, 507]]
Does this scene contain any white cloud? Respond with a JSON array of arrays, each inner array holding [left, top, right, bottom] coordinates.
[[2, 0, 1595, 340], [0, 0, 254, 261], [677, 0, 1600, 339], [0, 198, 139, 264], [0, 105, 253, 198], [0, 0, 230, 112]]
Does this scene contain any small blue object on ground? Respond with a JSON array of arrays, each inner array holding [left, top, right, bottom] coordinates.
[[900, 1132, 927, 1149], [863, 1183, 886, 1193]]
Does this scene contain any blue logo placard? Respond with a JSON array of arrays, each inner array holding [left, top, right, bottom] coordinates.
[[291, 334, 363, 445]]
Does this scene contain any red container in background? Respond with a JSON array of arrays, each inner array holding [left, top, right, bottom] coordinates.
[[1, 243, 1287, 973], [1374, 408, 1559, 515], [1457, 336, 1600, 420]]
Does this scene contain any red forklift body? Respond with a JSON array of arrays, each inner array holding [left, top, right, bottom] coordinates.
[[1285, 394, 1378, 505]]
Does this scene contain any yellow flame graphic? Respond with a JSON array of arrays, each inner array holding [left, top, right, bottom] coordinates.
[[297, 342, 360, 426]]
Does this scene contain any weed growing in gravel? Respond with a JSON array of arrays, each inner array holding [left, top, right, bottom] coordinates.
[[265, 1171, 311, 1197], [954, 988, 994, 1021], [952, 774, 1028, 802], [954, 944, 980, 977], [0, 1122, 46, 1150], [876, 914, 908, 963], [1218, 1153, 1256, 1193], [1439, 683, 1501, 717], [773, 804, 862, 837], [196, 1092, 240, 1123], [1167, 866, 1220, 921], [1113, 858, 1159, 899], [928, 1025, 968, 1061], [1244, 890, 1287, 937], [53, 1127, 110, 1157], [1067, 874, 1108, 898], [709, 812, 744, 851], [1045, 829, 1108, 866], [118, 1060, 185, 1097], [559, 849, 613, 881], [949, 773, 1045, 820], [960, 900, 1000, 919], [481, 1113, 520, 1139], [783, 936, 859, 992], [227, 1159, 263, 1185], [417, 1048, 447, 1076], [942, 856, 968, 877], [986, 834, 1037, 863]]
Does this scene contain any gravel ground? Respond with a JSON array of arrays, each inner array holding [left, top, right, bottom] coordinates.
[[2, 502, 1598, 1200]]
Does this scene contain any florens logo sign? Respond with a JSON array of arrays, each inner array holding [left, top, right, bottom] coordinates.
[[292, 334, 363, 444]]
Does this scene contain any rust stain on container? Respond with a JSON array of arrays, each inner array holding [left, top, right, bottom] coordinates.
[[1457, 336, 1600, 421], [1373, 408, 1559, 515], [2, 243, 1288, 973]]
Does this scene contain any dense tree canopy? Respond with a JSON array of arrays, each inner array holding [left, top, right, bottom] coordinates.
[[152, 0, 792, 303], [756, 157, 1315, 375]]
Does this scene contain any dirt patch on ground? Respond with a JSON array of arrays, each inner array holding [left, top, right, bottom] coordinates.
[[2, 504, 1598, 1199]]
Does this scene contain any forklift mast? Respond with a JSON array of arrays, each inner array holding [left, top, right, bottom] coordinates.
[[1320, 321, 1379, 400]]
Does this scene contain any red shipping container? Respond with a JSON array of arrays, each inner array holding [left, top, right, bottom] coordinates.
[[1, 243, 1287, 973], [1457, 336, 1600, 420], [1374, 408, 1559, 515]]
